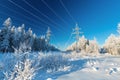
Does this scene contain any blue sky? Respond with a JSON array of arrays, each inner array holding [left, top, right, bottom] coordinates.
[[0, 0, 120, 50]]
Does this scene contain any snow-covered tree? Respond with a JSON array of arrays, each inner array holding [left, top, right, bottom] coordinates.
[[4, 59, 36, 80], [0, 34, 10, 52], [0, 18, 59, 52], [103, 23, 120, 55], [103, 34, 120, 55], [78, 35, 87, 52], [86, 38, 99, 55], [67, 36, 99, 55], [3, 17, 12, 28], [3, 40, 36, 80], [0, 18, 12, 52], [67, 35, 87, 52]]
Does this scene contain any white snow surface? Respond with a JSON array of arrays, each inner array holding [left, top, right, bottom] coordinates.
[[57, 54, 120, 80], [0, 52, 120, 80]]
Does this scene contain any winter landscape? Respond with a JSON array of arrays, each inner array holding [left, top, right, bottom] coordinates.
[[0, 0, 120, 80]]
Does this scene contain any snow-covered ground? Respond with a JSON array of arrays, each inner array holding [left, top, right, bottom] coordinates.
[[0, 52, 120, 80], [57, 55, 120, 80]]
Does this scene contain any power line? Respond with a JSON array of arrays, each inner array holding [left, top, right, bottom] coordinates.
[[23, 0, 65, 32], [8, 0, 54, 28], [8, 0, 65, 33], [59, 0, 76, 23], [41, 0, 68, 25], [0, 4, 46, 31], [0, 12, 45, 33]]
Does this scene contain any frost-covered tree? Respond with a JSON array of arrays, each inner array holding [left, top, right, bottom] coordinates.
[[0, 18, 12, 52], [102, 23, 120, 55], [103, 34, 120, 55], [13, 25, 26, 48], [3, 17, 12, 27], [78, 35, 87, 52], [0, 34, 10, 52], [103, 23, 120, 55], [3, 41, 36, 80], [4, 59, 36, 80], [67, 35, 87, 52], [9, 26, 15, 51], [86, 38, 99, 55], [67, 36, 99, 55], [25, 28, 34, 47], [0, 18, 59, 52]]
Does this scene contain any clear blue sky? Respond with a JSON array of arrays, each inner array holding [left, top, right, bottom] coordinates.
[[0, 0, 120, 50]]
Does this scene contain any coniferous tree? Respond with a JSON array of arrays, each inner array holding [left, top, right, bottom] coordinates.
[[0, 18, 12, 52], [0, 18, 59, 52]]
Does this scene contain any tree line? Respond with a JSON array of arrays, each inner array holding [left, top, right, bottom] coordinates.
[[0, 18, 59, 53]]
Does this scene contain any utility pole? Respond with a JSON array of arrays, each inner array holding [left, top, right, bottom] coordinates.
[[72, 23, 82, 52]]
